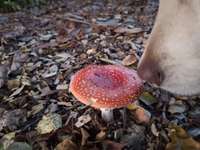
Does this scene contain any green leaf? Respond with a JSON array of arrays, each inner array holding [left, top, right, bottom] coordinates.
[[139, 92, 157, 106], [7, 142, 32, 150], [0, 144, 4, 150]]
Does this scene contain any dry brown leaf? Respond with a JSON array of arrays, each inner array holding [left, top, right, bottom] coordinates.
[[103, 140, 124, 150], [166, 125, 200, 150], [55, 139, 78, 150], [122, 54, 137, 66], [81, 128, 90, 146], [7, 78, 21, 90], [96, 130, 106, 141], [87, 48, 96, 55], [133, 107, 151, 124]]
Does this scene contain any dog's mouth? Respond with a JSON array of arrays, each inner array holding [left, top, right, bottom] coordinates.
[[145, 80, 199, 97], [159, 84, 200, 97]]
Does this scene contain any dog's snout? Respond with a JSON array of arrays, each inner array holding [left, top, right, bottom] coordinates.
[[137, 59, 164, 86]]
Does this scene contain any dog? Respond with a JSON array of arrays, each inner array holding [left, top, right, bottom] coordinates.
[[137, 0, 200, 96]]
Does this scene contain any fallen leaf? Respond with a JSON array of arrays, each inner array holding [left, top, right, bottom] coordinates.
[[122, 54, 137, 66], [1, 132, 15, 150], [95, 17, 120, 27], [188, 106, 200, 118], [127, 103, 138, 110], [120, 129, 145, 150], [7, 78, 21, 90], [114, 27, 143, 34], [64, 111, 78, 126], [0, 109, 27, 131], [151, 123, 159, 137], [139, 92, 157, 106], [87, 48, 96, 55], [42, 64, 58, 78], [75, 114, 91, 128], [127, 102, 151, 124], [9, 85, 25, 97], [39, 33, 54, 41], [37, 113, 62, 134], [96, 130, 106, 141], [28, 103, 44, 116], [103, 140, 124, 150], [57, 101, 73, 107], [124, 40, 138, 50], [3, 24, 25, 39], [7, 142, 32, 150], [40, 86, 52, 97], [99, 57, 120, 65], [81, 128, 90, 146], [55, 52, 72, 63], [166, 125, 200, 150], [55, 139, 78, 150], [56, 83, 68, 90], [113, 129, 124, 140], [10, 51, 28, 72], [133, 107, 151, 124], [188, 128, 200, 138], [0, 64, 8, 88], [168, 101, 187, 114]]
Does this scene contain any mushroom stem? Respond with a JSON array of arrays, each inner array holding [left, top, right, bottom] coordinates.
[[100, 108, 114, 122]]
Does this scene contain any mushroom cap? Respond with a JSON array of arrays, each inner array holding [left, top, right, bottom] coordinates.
[[69, 65, 143, 109]]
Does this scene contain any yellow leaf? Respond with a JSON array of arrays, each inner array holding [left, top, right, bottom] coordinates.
[[166, 125, 200, 150], [127, 103, 138, 110]]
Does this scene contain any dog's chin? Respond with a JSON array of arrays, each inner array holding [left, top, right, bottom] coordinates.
[[149, 82, 199, 96], [159, 84, 200, 96]]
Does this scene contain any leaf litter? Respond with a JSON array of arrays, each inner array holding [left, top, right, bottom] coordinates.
[[0, 0, 199, 149]]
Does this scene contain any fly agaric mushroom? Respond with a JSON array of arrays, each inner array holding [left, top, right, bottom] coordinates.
[[69, 65, 143, 122]]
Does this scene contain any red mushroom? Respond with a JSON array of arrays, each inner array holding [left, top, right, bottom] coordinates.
[[69, 65, 143, 122]]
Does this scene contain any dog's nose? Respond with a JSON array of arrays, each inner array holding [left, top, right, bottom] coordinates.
[[137, 59, 164, 86]]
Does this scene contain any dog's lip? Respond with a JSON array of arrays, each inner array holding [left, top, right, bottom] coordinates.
[[159, 84, 200, 97], [141, 82, 195, 97]]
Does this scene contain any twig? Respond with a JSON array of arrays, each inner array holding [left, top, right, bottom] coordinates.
[[64, 17, 90, 25], [99, 57, 122, 65]]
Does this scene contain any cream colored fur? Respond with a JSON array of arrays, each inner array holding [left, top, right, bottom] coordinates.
[[139, 0, 200, 95]]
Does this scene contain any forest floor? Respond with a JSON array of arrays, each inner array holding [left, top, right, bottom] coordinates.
[[0, 0, 200, 150]]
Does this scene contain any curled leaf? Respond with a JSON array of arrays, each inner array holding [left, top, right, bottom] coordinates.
[[166, 125, 200, 150], [81, 128, 90, 146], [122, 54, 137, 66], [55, 139, 78, 150], [75, 114, 91, 128]]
